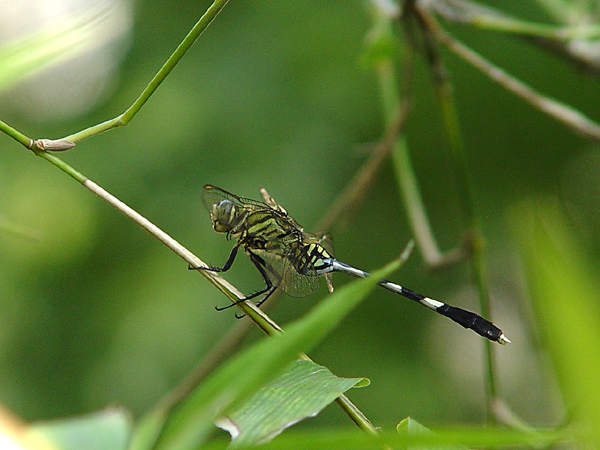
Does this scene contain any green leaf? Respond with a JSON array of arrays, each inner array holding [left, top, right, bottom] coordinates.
[[136, 257, 401, 450], [26, 408, 132, 450], [396, 416, 430, 435], [217, 359, 368, 448], [397, 417, 469, 450]]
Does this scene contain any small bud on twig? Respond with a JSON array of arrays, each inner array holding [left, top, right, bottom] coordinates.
[[35, 138, 76, 152]]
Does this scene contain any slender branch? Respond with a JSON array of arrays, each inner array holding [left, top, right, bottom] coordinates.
[[420, 11, 600, 143], [0, 120, 33, 148], [433, 0, 600, 39], [431, 0, 600, 75], [366, 4, 448, 266], [413, 5, 500, 421], [62, 0, 230, 143]]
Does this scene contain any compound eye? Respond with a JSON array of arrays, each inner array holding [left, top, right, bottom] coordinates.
[[211, 199, 236, 232]]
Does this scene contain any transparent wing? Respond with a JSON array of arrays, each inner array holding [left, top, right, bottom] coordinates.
[[202, 185, 270, 213], [252, 248, 321, 298]]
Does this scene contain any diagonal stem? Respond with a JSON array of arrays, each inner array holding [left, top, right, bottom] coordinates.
[[421, 10, 600, 142], [367, 3, 448, 266], [63, 0, 230, 143]]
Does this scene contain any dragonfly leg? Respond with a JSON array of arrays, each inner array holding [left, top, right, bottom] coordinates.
[[230, 251, 279, 317], [233, 285, 278, 319], [214, 280, 275, 311], [247, 251, 278, 307], [254, 285, 278, 308], [213, 251, 279, 313], [189, 241, 242, 272]]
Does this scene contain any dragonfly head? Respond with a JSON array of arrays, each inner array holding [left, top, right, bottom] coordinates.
[[210, 199, 239, 233]]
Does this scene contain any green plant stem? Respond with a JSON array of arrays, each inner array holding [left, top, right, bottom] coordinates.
[[422, 12, 600, 142], [472, 16, 600, 38], [0, 119, 33, 148], [368, 8, 445, 266], [63, 0, 230, 143], [414, 7, 498, 421], [433, 0, 600, 39]]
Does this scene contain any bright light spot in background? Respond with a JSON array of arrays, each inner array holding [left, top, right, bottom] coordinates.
[[0, 0, 133, 121]]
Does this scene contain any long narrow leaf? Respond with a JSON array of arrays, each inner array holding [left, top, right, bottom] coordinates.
[[133, 257, 401, 450]]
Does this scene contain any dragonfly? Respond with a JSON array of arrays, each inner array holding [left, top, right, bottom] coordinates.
[[194, 185, 510, 345]]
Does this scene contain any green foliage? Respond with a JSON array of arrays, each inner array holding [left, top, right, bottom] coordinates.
[[219, 360, 368, 448]]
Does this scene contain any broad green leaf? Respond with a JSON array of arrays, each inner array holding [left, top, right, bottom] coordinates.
[[135, 257, 401, 450], [26, 408, 131, 450], [217, 359, 369, 448]]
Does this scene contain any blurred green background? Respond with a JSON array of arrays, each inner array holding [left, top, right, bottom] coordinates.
[[1, 0, 599, 435]]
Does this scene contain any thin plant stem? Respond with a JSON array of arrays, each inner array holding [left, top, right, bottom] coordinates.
[[0, 119, 33, 148], [367, 6, 446, 266], [420, 11, 600, 142], [62, 0, 230, 143], [414, 7, 499, 420], [435, 0, 600, 39], [431, 0, 600, 75]]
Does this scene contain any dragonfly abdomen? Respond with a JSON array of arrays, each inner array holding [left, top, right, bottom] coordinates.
[[287, 242, 333, 276]]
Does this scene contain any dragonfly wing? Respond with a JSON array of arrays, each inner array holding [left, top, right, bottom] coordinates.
[[202, 185, 273, 212], [253, 248, 320, 298], [280, 257, 321, 297], [202, 185, 240, 211]]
